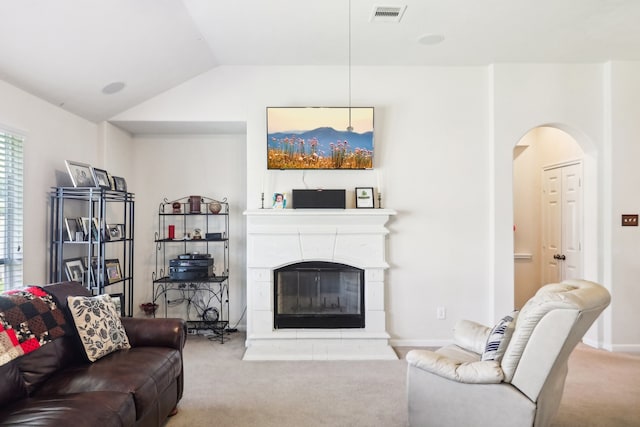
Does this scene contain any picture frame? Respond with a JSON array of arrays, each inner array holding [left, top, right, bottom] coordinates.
[[112, 176, 127, 192], [83, 256, 100, 285], [104, 258, 123, 284], [109, 293, 124, 317], [355, 187, 375, 208], [64, 217, 81, 241], [92, 167, 111, 189], [65, 160, 97, 187], [106, 223, 123, 240], [272, 192, 287, 209], [80, 217, 100, 241], [80, 217, 91, 238], [92, 217, 102, 240], [64, 258, 85, 282]]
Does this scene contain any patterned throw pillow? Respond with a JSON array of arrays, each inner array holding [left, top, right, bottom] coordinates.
[[481, 311, 518, 362], [67, 294, 130, 362]]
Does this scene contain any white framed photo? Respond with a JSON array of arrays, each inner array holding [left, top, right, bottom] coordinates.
[[65, 160, 97, 187], [64, 258, 85, 282], [272, 192, 287, 209]]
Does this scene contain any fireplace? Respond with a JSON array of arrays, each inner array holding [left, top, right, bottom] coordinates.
[[274, 261, 365, 329], [243, 209, 397, 360]]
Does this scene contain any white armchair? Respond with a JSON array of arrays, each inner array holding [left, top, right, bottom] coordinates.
[[406, 279, 611, 427]]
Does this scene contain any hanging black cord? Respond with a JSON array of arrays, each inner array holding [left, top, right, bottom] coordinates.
[[347, 0, 353, 132]]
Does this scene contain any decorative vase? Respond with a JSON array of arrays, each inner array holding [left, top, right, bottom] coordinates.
[[209, 200, 222, 214]]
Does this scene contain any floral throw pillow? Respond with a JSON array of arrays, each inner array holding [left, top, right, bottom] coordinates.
[[67, 294, 130, 362]]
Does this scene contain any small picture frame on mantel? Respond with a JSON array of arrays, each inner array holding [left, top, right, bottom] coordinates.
[[355, 187, 374, 208]]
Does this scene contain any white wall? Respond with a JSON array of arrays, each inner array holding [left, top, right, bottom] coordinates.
[[0, 79, 97, 284], [608, 62, 640, 350], [129, 134, 246, 323]]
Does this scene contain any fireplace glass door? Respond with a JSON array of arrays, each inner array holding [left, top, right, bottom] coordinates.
[[274, 261, 365, 328]]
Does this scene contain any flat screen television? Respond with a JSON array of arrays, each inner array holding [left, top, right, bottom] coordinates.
[[267, 107, 374, 170]]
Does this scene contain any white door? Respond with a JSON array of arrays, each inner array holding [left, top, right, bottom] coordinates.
[[542, 163, 583, 283]]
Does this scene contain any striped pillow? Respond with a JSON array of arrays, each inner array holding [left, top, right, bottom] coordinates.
[[481, 311, 518, 362]]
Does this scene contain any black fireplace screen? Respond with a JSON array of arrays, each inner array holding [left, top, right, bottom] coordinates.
[[274, 261, 365, 329]]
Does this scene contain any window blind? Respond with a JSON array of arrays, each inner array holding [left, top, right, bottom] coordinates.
[[0, 129, 24, 291]]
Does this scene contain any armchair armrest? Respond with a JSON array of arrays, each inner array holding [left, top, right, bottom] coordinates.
[[406, 349, 504, 384], [120, 317, 187, 350], [453, 319, 491, 354]]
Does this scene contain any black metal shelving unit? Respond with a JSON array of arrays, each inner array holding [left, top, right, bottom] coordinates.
[[49, 187, 134, 315], [152, 196, 230, 342]]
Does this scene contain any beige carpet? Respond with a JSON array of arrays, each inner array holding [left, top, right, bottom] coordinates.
[[166, 333, 640, 427]]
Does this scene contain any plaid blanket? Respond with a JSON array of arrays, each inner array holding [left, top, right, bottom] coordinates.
[[0, 286, 70, 366]]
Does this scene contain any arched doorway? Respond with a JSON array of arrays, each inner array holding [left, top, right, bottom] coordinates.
[[513, 126, 585, 308]]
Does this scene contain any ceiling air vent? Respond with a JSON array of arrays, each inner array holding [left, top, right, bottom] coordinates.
[[370, 5, 407, 23]]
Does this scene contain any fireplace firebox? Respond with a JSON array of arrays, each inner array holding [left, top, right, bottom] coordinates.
[[274, 261, 365, 329]]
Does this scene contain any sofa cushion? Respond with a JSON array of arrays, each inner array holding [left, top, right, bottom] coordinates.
[[67, 294, 130, 362], [0, 391, 135, 427], [481, 311, 518, 362], [35, 346, 182, 421]]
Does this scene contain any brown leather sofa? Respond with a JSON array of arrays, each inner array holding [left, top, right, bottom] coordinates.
[[0, 281, 186, 427]]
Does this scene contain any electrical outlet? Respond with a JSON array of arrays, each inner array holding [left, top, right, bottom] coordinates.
[[436, 306, 446, 320]]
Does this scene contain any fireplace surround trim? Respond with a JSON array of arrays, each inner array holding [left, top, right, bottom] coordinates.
[[243, 209, 397, 361]]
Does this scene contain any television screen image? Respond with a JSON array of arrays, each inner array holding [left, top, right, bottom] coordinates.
[[267, 107, 374, 170]]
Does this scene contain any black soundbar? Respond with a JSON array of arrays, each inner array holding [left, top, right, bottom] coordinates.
[[292, 189, 345, 209]]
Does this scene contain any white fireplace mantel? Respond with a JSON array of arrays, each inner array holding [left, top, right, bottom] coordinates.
[[243, 209, 397, 360]]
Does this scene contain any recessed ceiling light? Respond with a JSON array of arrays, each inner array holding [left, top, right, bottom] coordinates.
[[102, 81, 126, 95], [417, 33, 445, 46]]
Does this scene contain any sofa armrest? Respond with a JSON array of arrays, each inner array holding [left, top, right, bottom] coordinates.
[[453, 319, 491, 354], [406, 349, 504, 384], [120, 317, 187, 350]]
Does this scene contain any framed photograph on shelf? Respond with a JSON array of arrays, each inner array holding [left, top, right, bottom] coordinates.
[[83, 256, 100, 285], [112, 176, 127, 192], [92, 217, 102, 241], [105, 259, 123, 284], [106, 224, 123, 240], [64, 217, 81, 241], [92, 168, 111, 189], [65, 160, 97, 187], [64, 258, 85, 282], [355, 187, 374, 208], [272, 192, 287, 209], [80, 217, 100, 241], [109, 293, 124, 316]]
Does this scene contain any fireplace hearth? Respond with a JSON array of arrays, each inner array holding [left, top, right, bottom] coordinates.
[[243, 209, 397, 360], [274, 261, 365, 329]]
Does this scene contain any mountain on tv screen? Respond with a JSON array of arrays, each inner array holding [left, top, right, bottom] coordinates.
[[267, 107, 374, 170]]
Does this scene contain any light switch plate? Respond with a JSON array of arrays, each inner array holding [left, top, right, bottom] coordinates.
[[621, 214, 638, 226]]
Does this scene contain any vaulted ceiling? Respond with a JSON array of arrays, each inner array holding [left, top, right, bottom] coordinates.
[[2, 0, 640, 122]]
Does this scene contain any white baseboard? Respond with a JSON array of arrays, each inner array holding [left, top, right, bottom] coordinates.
[[582, 338, 640, 353], [610, 344, 640, 353]]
